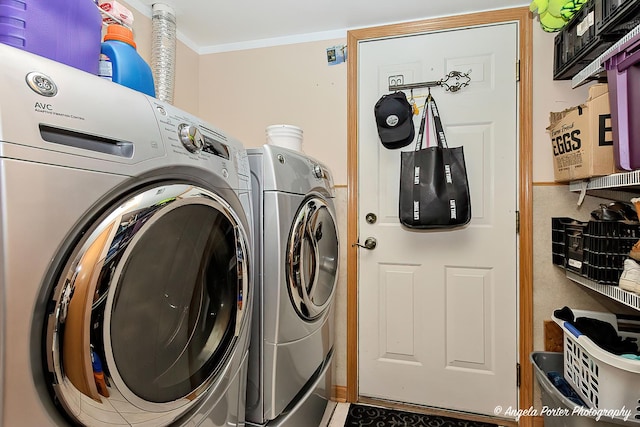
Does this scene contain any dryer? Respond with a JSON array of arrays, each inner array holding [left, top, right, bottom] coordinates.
[[0, 44, 253, 426], [246, 145, 339, 427]]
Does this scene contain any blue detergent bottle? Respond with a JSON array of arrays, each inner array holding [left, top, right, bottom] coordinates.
[[100, 24, 155, 97]]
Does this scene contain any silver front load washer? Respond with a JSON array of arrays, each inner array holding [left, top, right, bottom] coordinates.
[[246, 145, 339, 427], [0, 44, 253, 426]]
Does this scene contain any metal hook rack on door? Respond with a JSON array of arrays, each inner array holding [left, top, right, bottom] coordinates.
[[388, 71, 471, 93]]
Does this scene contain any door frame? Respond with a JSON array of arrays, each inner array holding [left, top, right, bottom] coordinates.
[[346, 7, 533, 426]]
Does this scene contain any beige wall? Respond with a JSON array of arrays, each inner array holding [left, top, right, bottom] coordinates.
[[198, 40, 348, 185]]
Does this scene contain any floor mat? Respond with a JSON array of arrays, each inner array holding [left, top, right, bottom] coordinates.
[[344, 404, 499, 427]]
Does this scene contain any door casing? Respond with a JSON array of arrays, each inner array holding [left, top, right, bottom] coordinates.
[[346, 7, 533, 427]]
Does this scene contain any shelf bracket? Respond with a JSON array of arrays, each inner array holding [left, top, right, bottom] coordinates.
[[577, 181, 588, 206]]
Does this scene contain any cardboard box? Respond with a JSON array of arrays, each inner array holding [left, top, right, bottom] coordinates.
[[548, 83, 616, 182]]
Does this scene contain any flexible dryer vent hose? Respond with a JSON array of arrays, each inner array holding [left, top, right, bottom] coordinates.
[[151, 3, 176, 104]]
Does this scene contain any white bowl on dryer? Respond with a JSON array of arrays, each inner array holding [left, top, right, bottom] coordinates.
[[266, 124, 303, 152]]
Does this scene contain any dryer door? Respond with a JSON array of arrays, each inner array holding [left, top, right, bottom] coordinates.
[[286, 195, 339, 321], [44, 183, 250, 426]]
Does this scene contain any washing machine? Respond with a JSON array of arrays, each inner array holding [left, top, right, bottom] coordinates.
[[0, 44, 253, 426], [246, 145, 339, 427]]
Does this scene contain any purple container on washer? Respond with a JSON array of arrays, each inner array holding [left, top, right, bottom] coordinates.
[[0, 0, 102, 74], [603, 32, 640, 171]]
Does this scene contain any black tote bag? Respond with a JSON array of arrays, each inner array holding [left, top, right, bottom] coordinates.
[[399, 94, 471, 229]]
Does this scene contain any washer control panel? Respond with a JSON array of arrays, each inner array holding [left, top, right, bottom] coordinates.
[[149, 100, 251, 185], [178, 123, 205, 153], [151, 102, 232, 160], [176, 122, 231, 159]]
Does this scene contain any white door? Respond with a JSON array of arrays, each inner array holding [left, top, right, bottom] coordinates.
[[357, 22, 519, 416]]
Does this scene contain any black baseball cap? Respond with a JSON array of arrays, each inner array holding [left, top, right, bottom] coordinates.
[[374, 92, 415, 149]]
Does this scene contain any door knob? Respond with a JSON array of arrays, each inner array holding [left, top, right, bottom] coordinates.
[[365, 213, 377, 224], [352, 237, 377, 250]]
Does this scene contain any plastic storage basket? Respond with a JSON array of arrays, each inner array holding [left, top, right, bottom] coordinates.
[[596, 0, 640, 38], [552, 217, 575, 267], [603, 31, 640, 171], [550, 218, 640, 284], [551, 217, 588, 270], [531, 352, 632, 426], [552, 309, 640, 419], [553, 0, 614, 79], [583, 220, 640, 284]]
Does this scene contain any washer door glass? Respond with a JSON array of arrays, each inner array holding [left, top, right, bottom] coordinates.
[[287, 196, 339, 320], [45, 183, 250, 425], [109, 202, 236, 402]]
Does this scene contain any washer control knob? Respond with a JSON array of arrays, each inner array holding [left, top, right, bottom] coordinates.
[[178, 124, 204, 153], [313, 164, 324, 179]]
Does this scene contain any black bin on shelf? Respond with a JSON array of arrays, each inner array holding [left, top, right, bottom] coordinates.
[[583, 220, 640, 284], [565, 221, 588, 274], [550, 0, 640, 80], [551, 217, 587, 269], [596, 0, 640, 37], [552, 217, 573, 267], [554, 0, 615, 80]]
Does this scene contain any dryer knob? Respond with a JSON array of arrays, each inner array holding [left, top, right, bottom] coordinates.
[[313, 164, 324, 179], [178, 124, 205, 153]]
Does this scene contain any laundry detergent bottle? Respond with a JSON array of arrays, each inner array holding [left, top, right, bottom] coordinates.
[[100, 24, 155, 97]]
